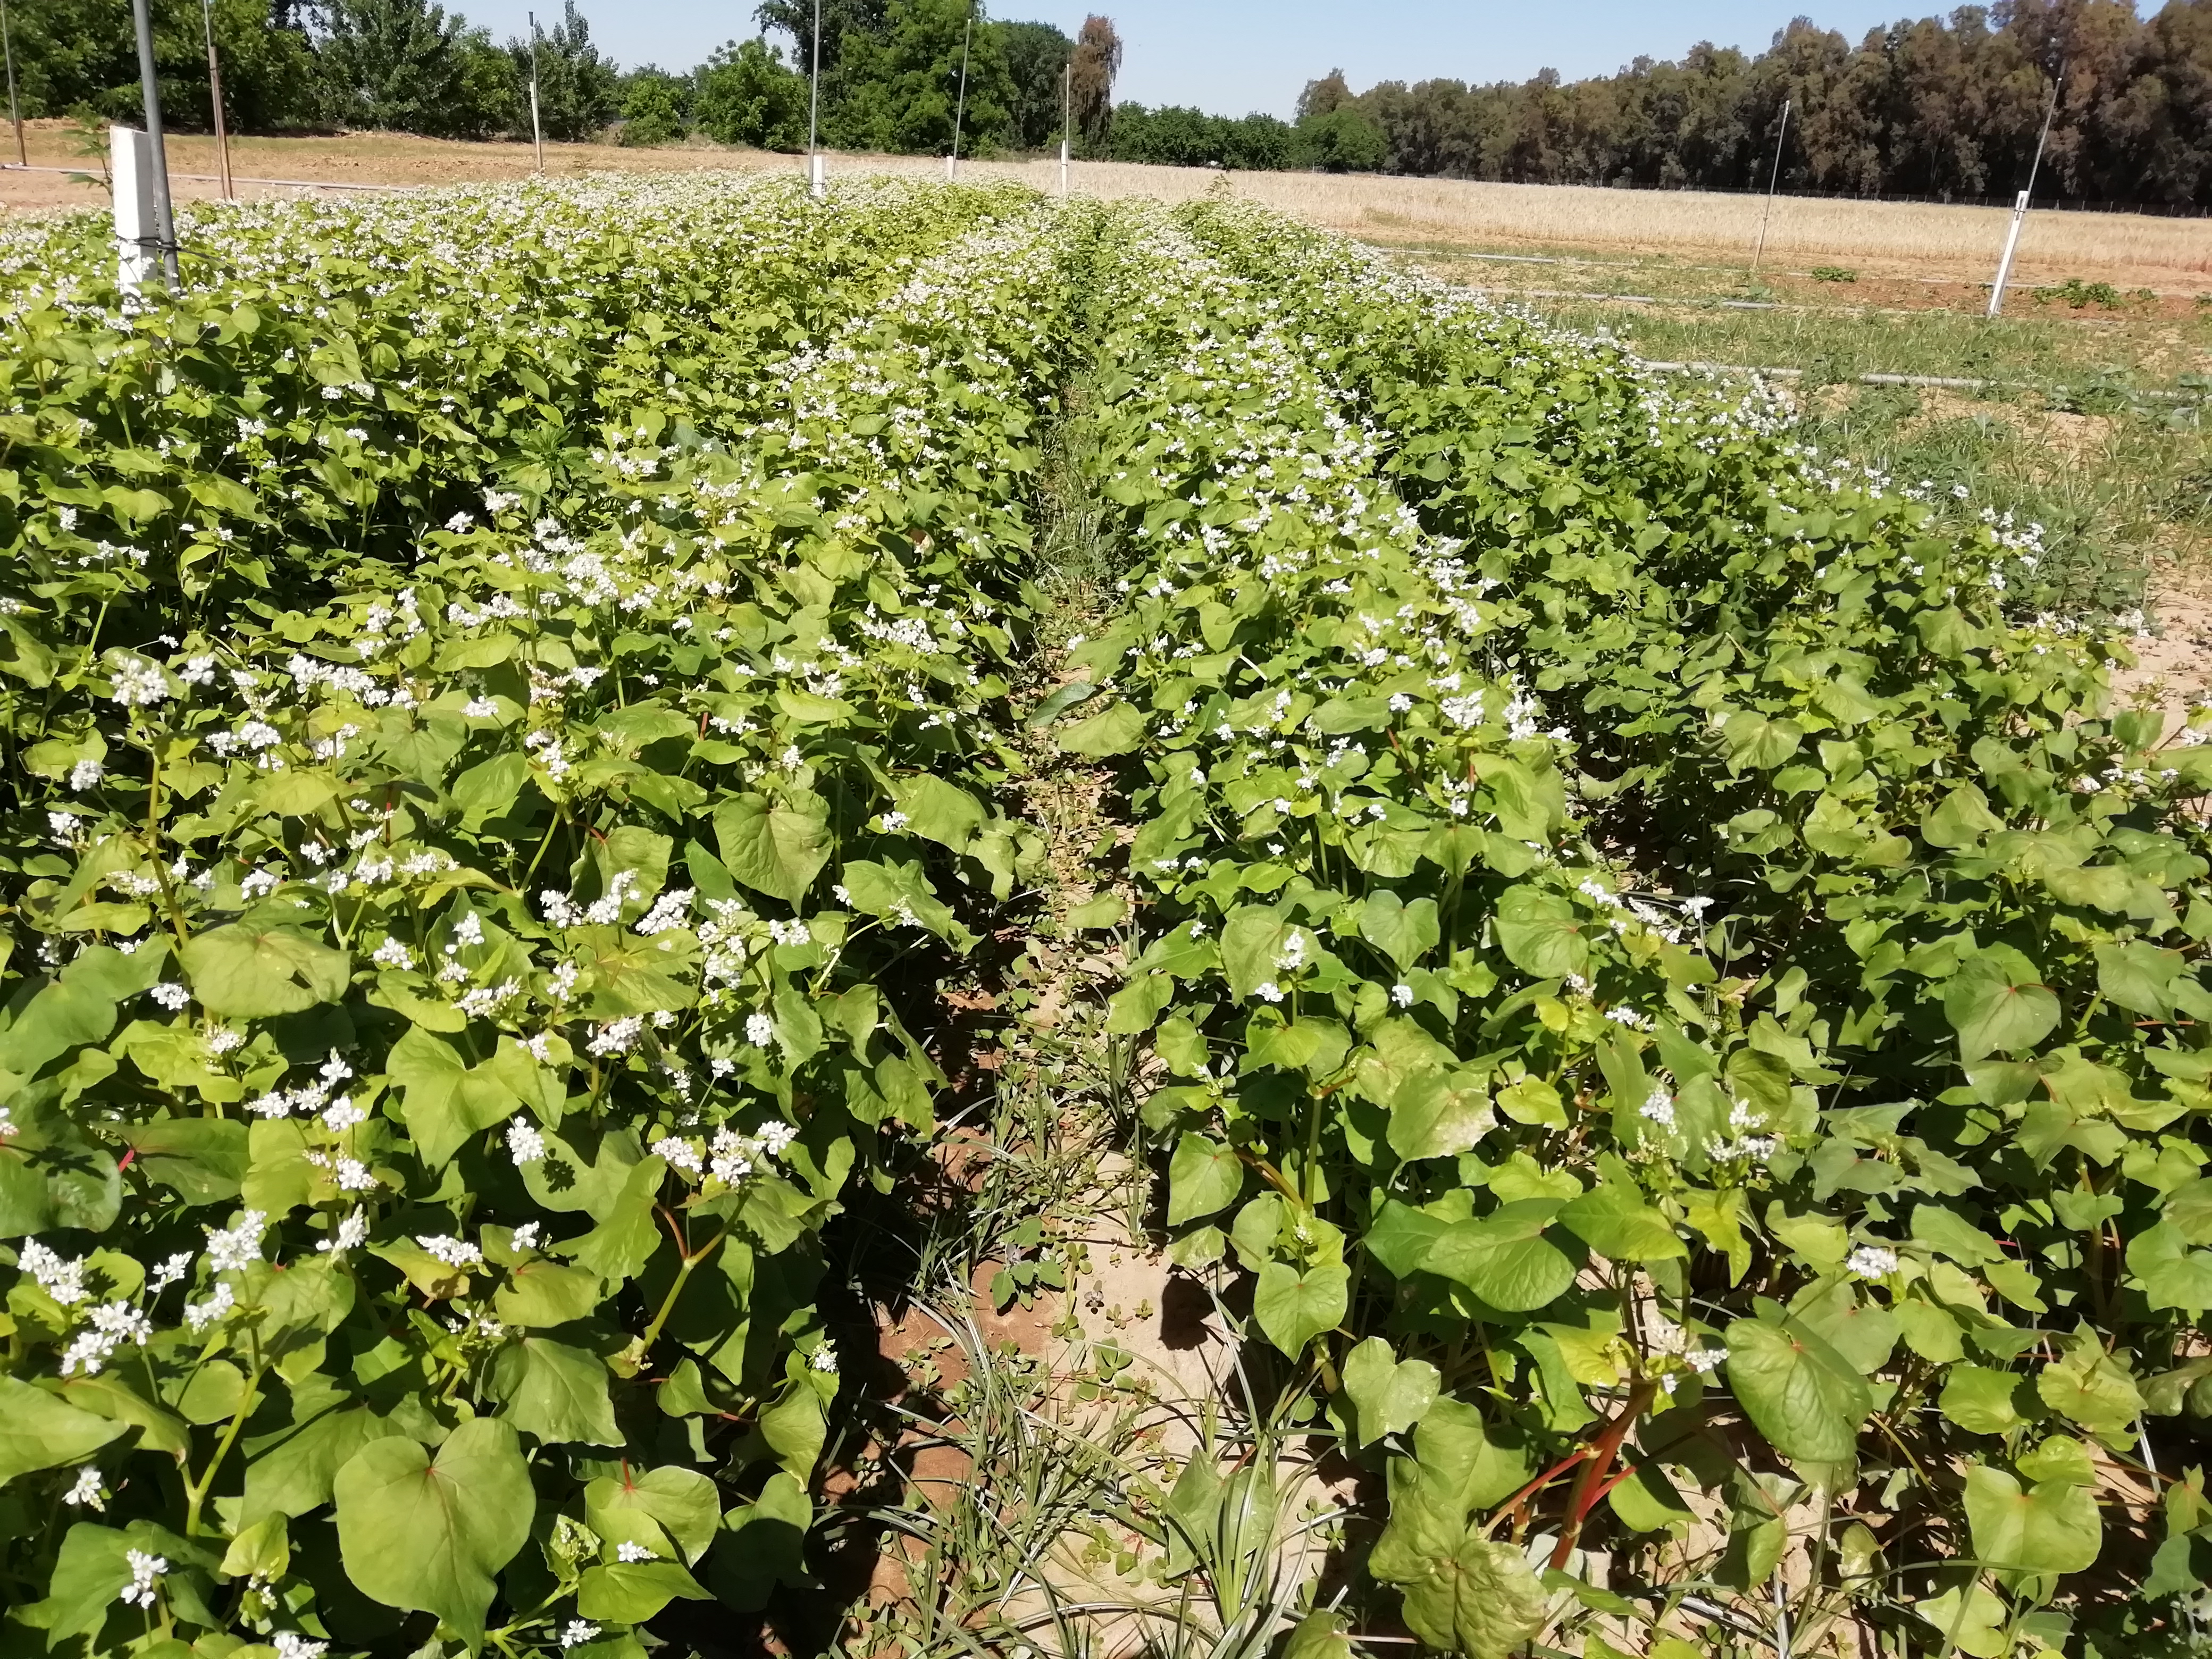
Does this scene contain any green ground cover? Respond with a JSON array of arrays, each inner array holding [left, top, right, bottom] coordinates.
[[2, 178, 2210, 1659]]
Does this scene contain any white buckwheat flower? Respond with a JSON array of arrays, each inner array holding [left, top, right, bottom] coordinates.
[[204, 1210, 267, 1272], [507, 1119, 547, 1164], [1846, 1244, 1900, 1280], [120, 1549, 166, 1608], [63, 1465, 105, 1511]]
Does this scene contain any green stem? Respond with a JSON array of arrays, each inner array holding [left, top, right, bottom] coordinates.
[[632, 1228, 728, 1364], [183, 1353, 267, 1538]]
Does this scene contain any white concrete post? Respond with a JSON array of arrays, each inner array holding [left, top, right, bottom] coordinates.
[[810, 151, 826, 199], [1059, 138, 1069, 198], [945, 153, 956, 182], [111, 126, 161, 294]]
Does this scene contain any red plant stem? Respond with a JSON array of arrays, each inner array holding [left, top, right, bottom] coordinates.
[[1548, 1379, 1660, 1571]]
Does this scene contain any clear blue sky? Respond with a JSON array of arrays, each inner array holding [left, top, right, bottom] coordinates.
[[466, 2, 1918, 117]]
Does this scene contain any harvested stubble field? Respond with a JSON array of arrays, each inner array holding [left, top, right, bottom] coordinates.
[[3, 162, 2212, 1659]]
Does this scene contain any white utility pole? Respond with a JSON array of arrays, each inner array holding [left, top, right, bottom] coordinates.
[[806, 0, 824, 197], [948, 6, 971, 180], [1, 0, 25, 169], [1988, 68, 2063, 319], [200, 0, 233, 199], [129, 0, 179, 285], [1749, 98, 1789, 278], [1059, 58, 1070, 196], [527, 10, 544, 173]]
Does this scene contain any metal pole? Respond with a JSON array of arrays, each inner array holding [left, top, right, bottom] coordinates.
[[130, 0, 180, 285], [1749, 97, 1789, 278], [1988, 66, 2062, 319], [948, 7, 971, 179], [201, 0, 233, 200], [1060, 58, 1069, 196], [527, 10, 543, 173], [1, 0, 26, 169]]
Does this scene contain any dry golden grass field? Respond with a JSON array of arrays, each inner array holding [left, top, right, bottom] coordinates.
[[4, 118, 2207, 292]]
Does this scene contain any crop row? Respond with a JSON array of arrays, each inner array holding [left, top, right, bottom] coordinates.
[[0, 180, 1093, 1656], [1049, 199, 2212, 1654]]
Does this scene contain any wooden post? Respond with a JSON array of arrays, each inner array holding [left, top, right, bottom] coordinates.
[[201, 0, 233, 200], [1, 0, 26, 169]]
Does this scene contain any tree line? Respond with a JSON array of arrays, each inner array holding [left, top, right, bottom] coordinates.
[[1280, 0, 2212, 204], [12, 0, 2206, 203], [2, 0, 1122, 156]]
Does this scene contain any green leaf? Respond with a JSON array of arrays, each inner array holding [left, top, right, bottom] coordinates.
[[701, 1471, 812, 1612], [1494, 886, 1588, 979], [2128, 1221, 2212, 1314], [241, 1395, 402, 1526], [576, 1557, 711, 1621], [1426, 1204, 1579, 1312], [2037, 1333, 2142, 1436], [1722, 1317, 1872, 1464], [585, 1466, 722, 1566], [494, 1260, 604, 1329], [2094, 941, 2183, 1019], [1167, 1132, 1244, 1225], [1387, 1066, 1495, 1163], [1252, 1258, 1348, 1356], [0, 977, 117, 1078], [490, 1338, 621, 1446], [563, 1155, 666, 1285], [180, 924, 349, 1019], [1066, 892, 1127, 931], [450, 751, 527, 828], [332, 1417, 534, 1645], [891, 774, 986, 852], [1718, 709, 1804, 773], [1943, 949, 2060, 1061], [1921, 783, 2004, 848], [1371, 1497, 1550, 1659], [1058, 700, 1146, 756], [1559, 1182, 1686, 1263], [0, 1377, 125, 1483], [1340, 1336, 1440, 1449], [1940, 1365, 2038, 1435], [1964, 1464, 2101, 1575], [1359, 891, 1442, 973], [387, 1025, 520, 1169], [714, 793, 830, 903], [840, 858, 959, 940]]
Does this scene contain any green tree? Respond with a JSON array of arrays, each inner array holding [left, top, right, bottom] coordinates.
[[996, 20, 1071, 149], [694, 36, 807, 150], [828, 0, 1015, 156], [618, 67, 690, 145], [0, 0, 319, 131], [507, 1, 618, 142], [1293, 105, 1386, 171], [755, 0, 890, 80], [321, 0, 521, 139]]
